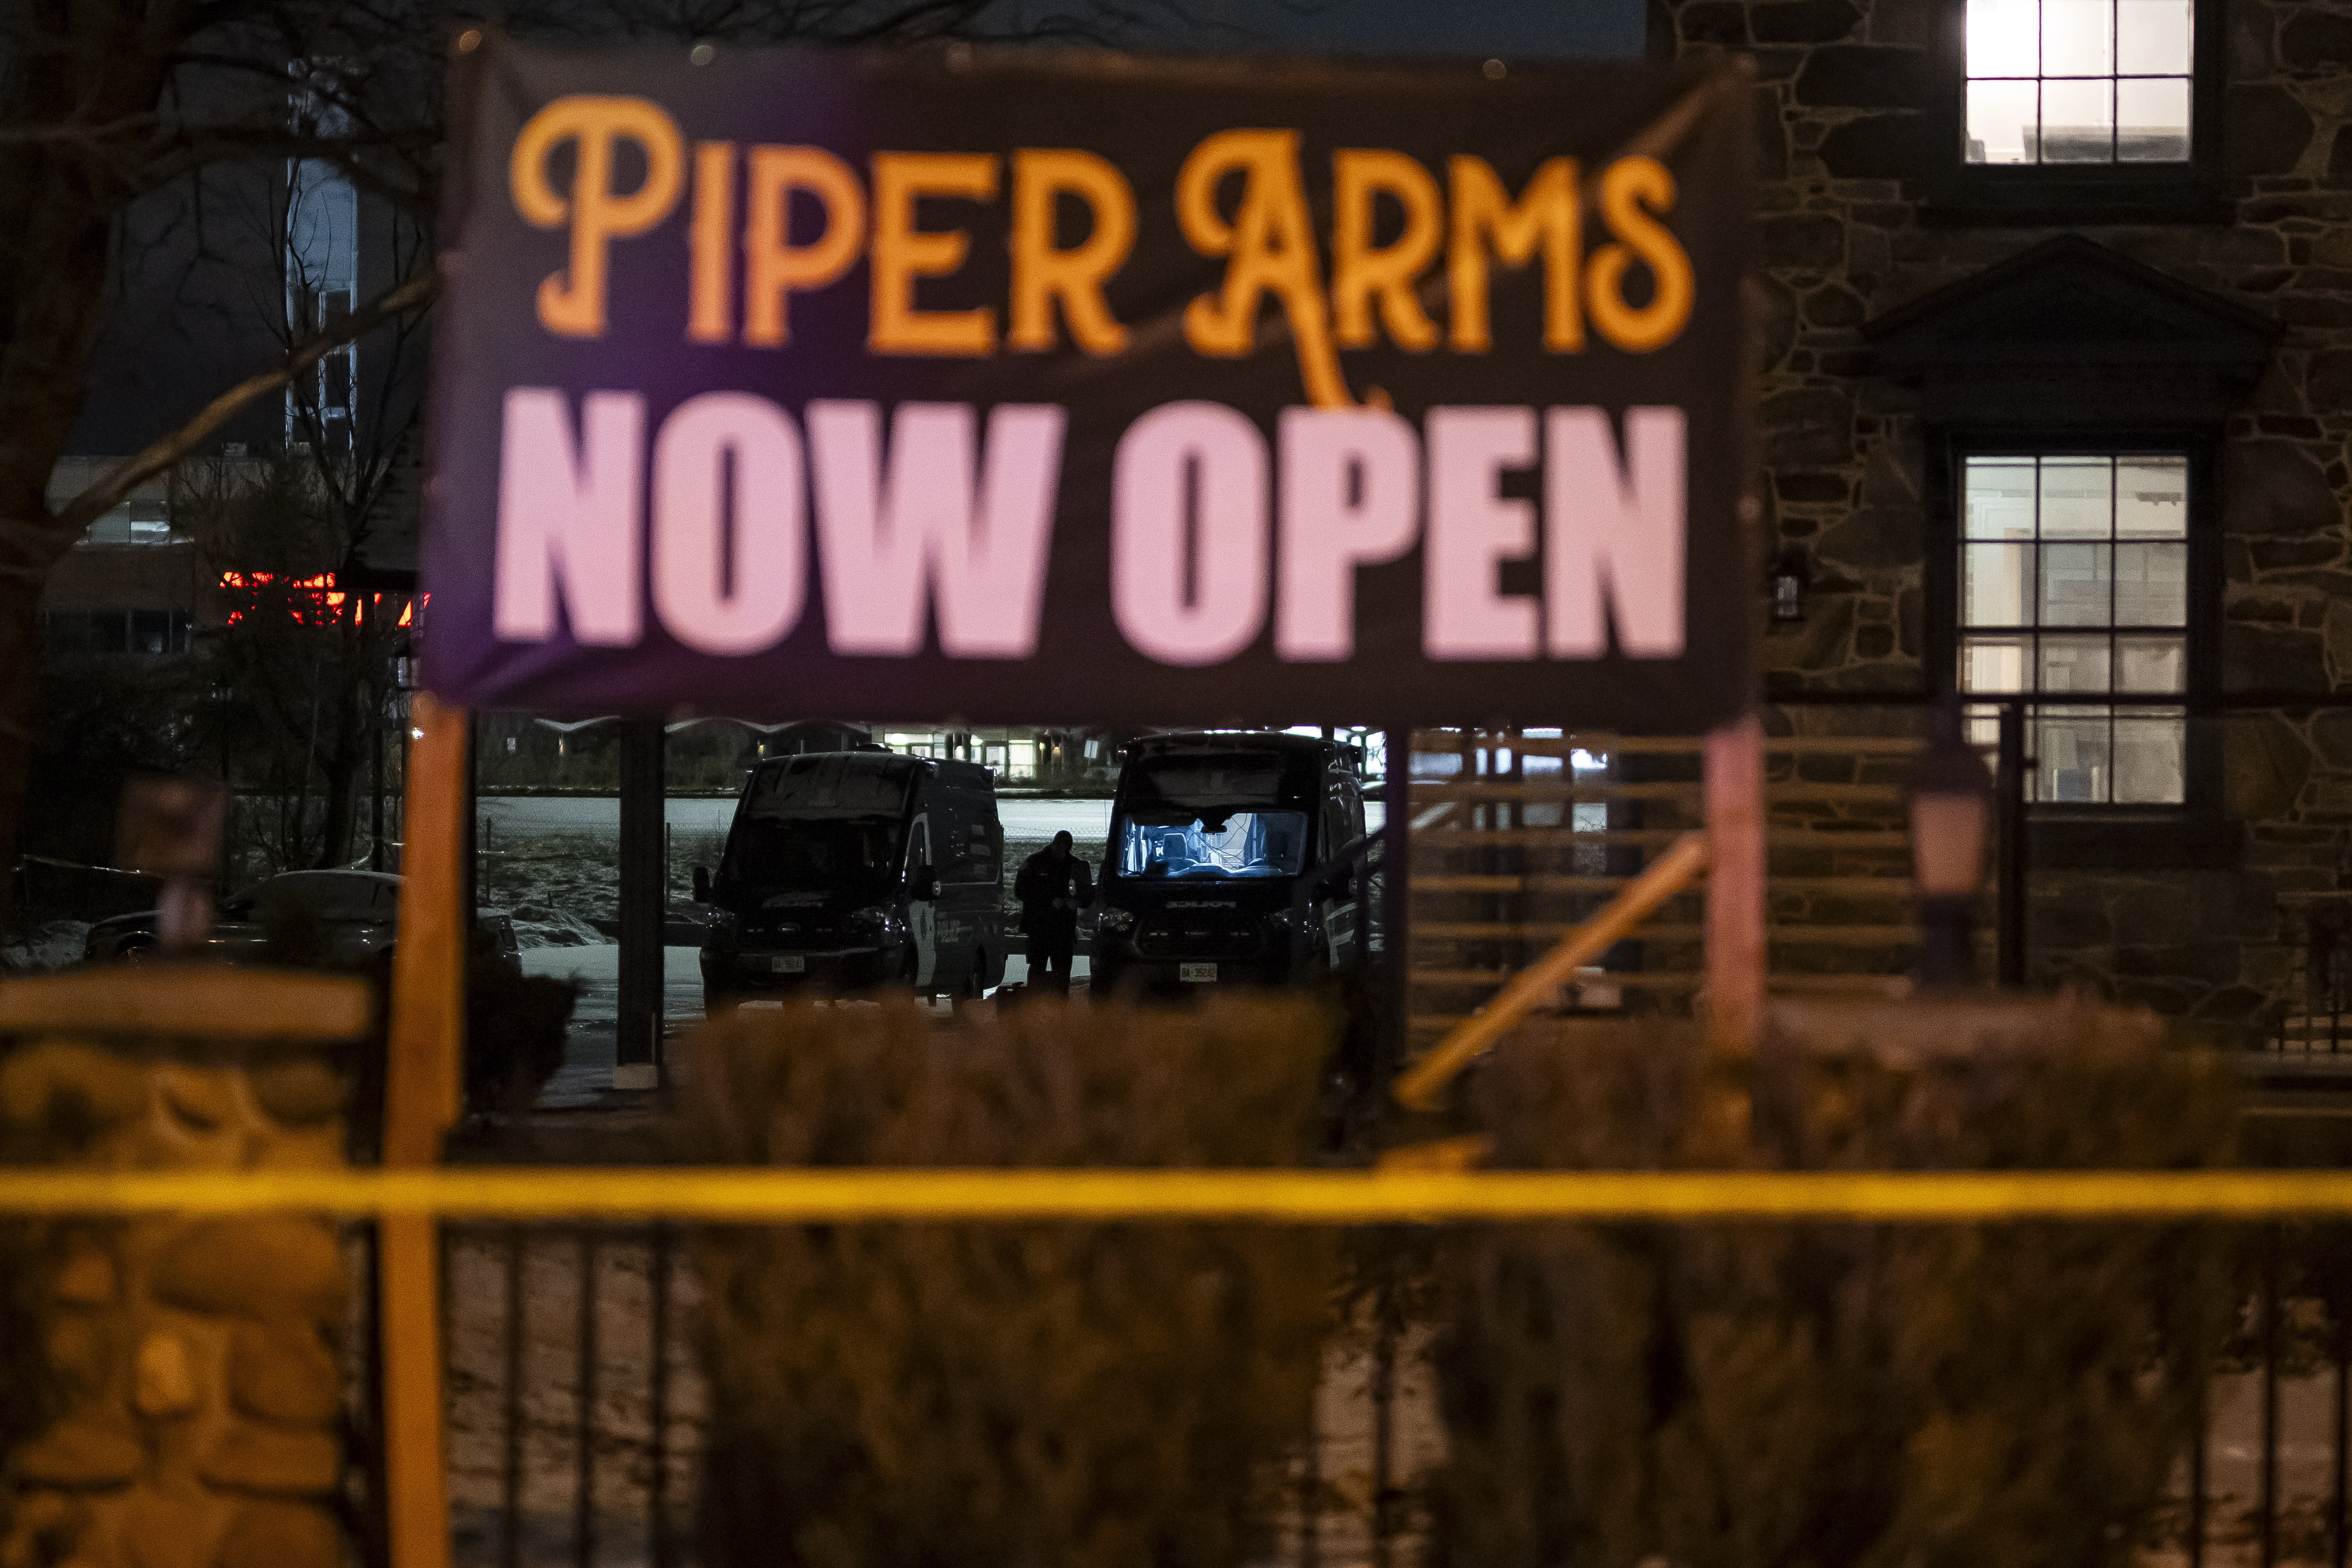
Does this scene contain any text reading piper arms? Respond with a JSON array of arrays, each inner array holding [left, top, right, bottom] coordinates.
[[490, 395, 1686, 666], [506, 96, 1695, 407]]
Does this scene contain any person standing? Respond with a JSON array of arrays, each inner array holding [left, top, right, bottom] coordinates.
[[1015, 830, 1093, 995]]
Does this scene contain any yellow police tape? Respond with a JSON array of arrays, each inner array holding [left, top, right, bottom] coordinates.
[[0, 1167, 2349, 1223]]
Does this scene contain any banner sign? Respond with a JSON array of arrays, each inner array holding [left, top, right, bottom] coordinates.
[[424, 40, 1753, 730]]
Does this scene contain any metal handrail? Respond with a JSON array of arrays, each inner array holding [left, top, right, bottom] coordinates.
[[1392, 830, 1712, 1112]]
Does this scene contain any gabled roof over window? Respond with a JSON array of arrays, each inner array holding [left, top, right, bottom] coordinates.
[[1862, 234, 2278, 424]]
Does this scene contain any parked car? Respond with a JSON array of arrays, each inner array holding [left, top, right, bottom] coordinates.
[[83, 869, 522, 970], [1091, 732, 1369, 996], [697, 749, 1004, 1010]]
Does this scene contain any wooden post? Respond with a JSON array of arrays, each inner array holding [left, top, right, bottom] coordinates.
[[381, 691, 466, 1568], [1704, 713, 1766, 1056]]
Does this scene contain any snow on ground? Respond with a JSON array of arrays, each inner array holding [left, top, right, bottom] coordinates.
[[518, 939, 1092, 1105], [477, 798, 733, 949], [2, 919, 90, 973], [482, 796, 1115, 951]]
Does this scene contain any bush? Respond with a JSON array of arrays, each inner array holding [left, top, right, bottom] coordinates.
[[688, 995, 1336, 1568], [1433, 998, 2239, 1568]]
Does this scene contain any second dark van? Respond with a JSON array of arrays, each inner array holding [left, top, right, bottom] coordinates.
[[1090, 732, 1368, 995], [697, 749, 1005, 1010]]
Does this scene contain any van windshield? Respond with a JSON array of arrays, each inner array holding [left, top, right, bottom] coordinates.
[[723, 755, 913, 894], [1112, 752, 1311, 879], [729, 816, 903, 893]]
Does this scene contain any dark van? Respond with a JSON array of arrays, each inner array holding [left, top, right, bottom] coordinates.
[[1091, 732, 1368, 994], [696, 750, 1005, 1009]]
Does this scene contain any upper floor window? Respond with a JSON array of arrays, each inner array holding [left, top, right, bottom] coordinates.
[[78, 501, 178, 547], [41, 609, 193, 657], [1928, 0, 2223, 225], [1965, 0, 2192, 165], [1959, 453, 2189, 804]]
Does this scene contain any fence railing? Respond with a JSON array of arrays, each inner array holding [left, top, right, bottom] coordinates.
[[327, 1198, 2352, 1568]]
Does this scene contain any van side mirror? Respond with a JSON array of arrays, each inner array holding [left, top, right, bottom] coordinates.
[[910, 866, 939, 901], [692, 866, 711, 904]]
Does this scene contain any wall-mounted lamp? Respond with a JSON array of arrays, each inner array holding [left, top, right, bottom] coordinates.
[[1769, 547, 1811, 624]]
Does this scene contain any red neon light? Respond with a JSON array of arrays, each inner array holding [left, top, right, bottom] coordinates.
[[217, 572, 424, 630]]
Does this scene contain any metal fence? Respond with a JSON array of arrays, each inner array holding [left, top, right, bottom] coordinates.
[[362, 1216, 2352, 1568], [2273, 902, 2352, 1055]]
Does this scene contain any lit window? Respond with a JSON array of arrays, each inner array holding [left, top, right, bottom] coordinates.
[[1965, 0, 2192, 165], [1959, 454, 2188, 804], [80, 502, 175, 546]]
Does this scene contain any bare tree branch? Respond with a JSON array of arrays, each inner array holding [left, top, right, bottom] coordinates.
[[53, 267, 436, 537]]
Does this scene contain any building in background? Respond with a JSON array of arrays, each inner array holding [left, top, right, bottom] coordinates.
[[36, 460, 204, 659], [1668, 0, 2350, 1021]]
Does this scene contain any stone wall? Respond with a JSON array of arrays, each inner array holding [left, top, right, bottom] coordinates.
[[1658, 0, 2352, 1022], [0, 1039, 350, 1568]]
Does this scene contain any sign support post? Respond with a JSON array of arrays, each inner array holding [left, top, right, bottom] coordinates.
[[383, 691, 467, 1568], [1704, 713, 1766, 1055]]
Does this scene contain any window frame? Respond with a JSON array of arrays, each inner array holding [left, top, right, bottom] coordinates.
[[1925, 425, 2231, 866], [1922, 0, 2230, 228]]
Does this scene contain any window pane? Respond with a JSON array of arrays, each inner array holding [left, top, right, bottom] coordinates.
[[1967, 79, 2041, 164], [2116, 0, 2192, 74], [2116, 457, 2188, 536], [2040, 634, 2113, 694], [2039, 457, 2113, 537], [2039, 78, 2116, 161], [1965, 543, 2036, 626], [2116, 76, 2191, 161], [2040, 541, 2113, 625], [2042, 0, 2115, 74], [2037, 707, 2112, 802], [1965, 458, 2039, 537], [2114, 541, 2187, 625], [1960, 449, 2195, 813], [1967, 0, 2042, 75], [2116, 634, 2186, 691], [2112, 710, 2185, 803], [1962, 635, 2031, 693]]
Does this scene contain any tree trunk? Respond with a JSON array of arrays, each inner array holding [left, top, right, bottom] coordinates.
[[0, 0, 218, 935], [315, 685, 363, 871]]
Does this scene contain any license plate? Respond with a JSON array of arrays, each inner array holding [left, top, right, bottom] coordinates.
[[1179, 962, 1217, 983], [771, 955, 806, 974]]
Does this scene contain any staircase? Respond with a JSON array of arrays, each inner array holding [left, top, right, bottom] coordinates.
[[1402, 721, 1993, 1049]]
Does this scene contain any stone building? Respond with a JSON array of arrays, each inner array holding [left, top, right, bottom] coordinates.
[[1648, 0, 2352, 1025]]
